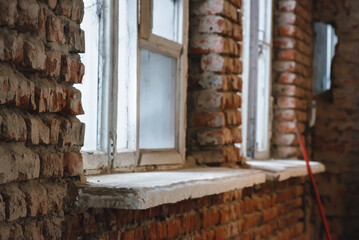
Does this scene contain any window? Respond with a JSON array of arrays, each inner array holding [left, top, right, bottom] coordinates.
[[79, 0, 189, 174], [314, 23, 337, 94], [242, 0, 273, 159]]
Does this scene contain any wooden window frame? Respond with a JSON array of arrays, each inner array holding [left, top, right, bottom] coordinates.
[[82, 0, 189, 174]]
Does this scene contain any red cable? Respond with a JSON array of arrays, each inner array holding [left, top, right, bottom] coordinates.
[[295, 122, 332, 240]]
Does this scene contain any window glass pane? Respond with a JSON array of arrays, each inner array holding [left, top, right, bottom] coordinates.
[[78, 0, 99, 151], [117, 0, 137, 150], [152, 0, 179, 42], [258, 0, 272, 44], [139, 49, 176, 149], [256, 46, 270, 152]]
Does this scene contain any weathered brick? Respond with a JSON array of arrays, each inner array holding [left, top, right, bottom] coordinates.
[[0, 0, 18, 27], [59, 116, 85, 147], [55, 0, 72, 18], [39, 153, 64, 178], [0, 194, 5, 221], [22, 39, 47, 71], [42, 216, 63, 239], [190, 34, 239, 55], [190, 0, 239, 22], [20, 181, 49, 216], [63, 152, 83, 176], [24, 114, 50, 145], [71, 0, 84, 23], [0, 108, 27, 142], [192, 91, 241, 110], [43, 182, 66, 213], [65, 21, 85, 53], [200, 55, 242, 73], [0, 223, 24, 240], [189, 111, 226, 128], [17, 0, 40, 31], [46, 15, 66, 44], [0, 29, 23, 63], [63, 87, 84, 115], [22, 220, 44, 240], [1, 184, 27, 221], [0, 143, 40, 184], [60, 54, 85, 83], [46, 51, 62, 77]]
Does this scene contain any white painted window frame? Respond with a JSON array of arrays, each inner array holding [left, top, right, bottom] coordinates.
[[242, 0, 273, 160], [82, 0, 189, 174]]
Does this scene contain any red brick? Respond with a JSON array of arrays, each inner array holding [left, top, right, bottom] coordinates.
[[22, 40, 47, 71], [24, 114, 50, 145], [202, 209, 220, 228], [167, 218, 182, 238], [46, 15, 66, 44], [0, 143, 40, 184], [63, 87, 84, 115], [60, 54, 85, 83], [277, 97, 308, 110], [182, 214, 201, 234], [190, 111, 226, 128], [190, 0, 239, 22], [39, 153, 64, 178], [46, 51, 62, 77], [190, 34, 239, 55], [63, 152, 83, 176]]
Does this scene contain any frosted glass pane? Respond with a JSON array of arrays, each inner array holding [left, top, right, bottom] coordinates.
[[140, 49, 176, 149], [117, 0, 137, 150], [78, 0, 99, 151], [152, 0, 178, 41]]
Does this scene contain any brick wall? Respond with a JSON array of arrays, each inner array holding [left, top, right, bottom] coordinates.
[[0, 0, 85, 238], [272, 0, 314, 159], [312, 0, 359, 239], [63, 178, 307, 240], [0, 0, 322, 239], [187, 0, 243, 165]]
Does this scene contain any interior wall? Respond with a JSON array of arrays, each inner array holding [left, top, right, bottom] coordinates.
[[312, 0, 359, 239]]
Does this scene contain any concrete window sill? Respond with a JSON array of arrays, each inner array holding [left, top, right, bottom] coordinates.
[[246, 160, 325, 181], [76, 168, 266, 210], [75, 160, 325, 210]]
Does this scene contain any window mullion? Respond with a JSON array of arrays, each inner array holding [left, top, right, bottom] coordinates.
[[107, 0, 120, 172], [139, 0, 152, 39], [139, 34, 182, 58]]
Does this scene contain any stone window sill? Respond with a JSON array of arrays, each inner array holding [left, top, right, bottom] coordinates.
[[246, 159, 325, 181], [76, 160, 325, 210]]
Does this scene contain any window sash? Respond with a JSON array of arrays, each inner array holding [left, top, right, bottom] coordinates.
[[113, 0, 188, 169], [243, 0, 273, 160], [81, 0, 188, 172]]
